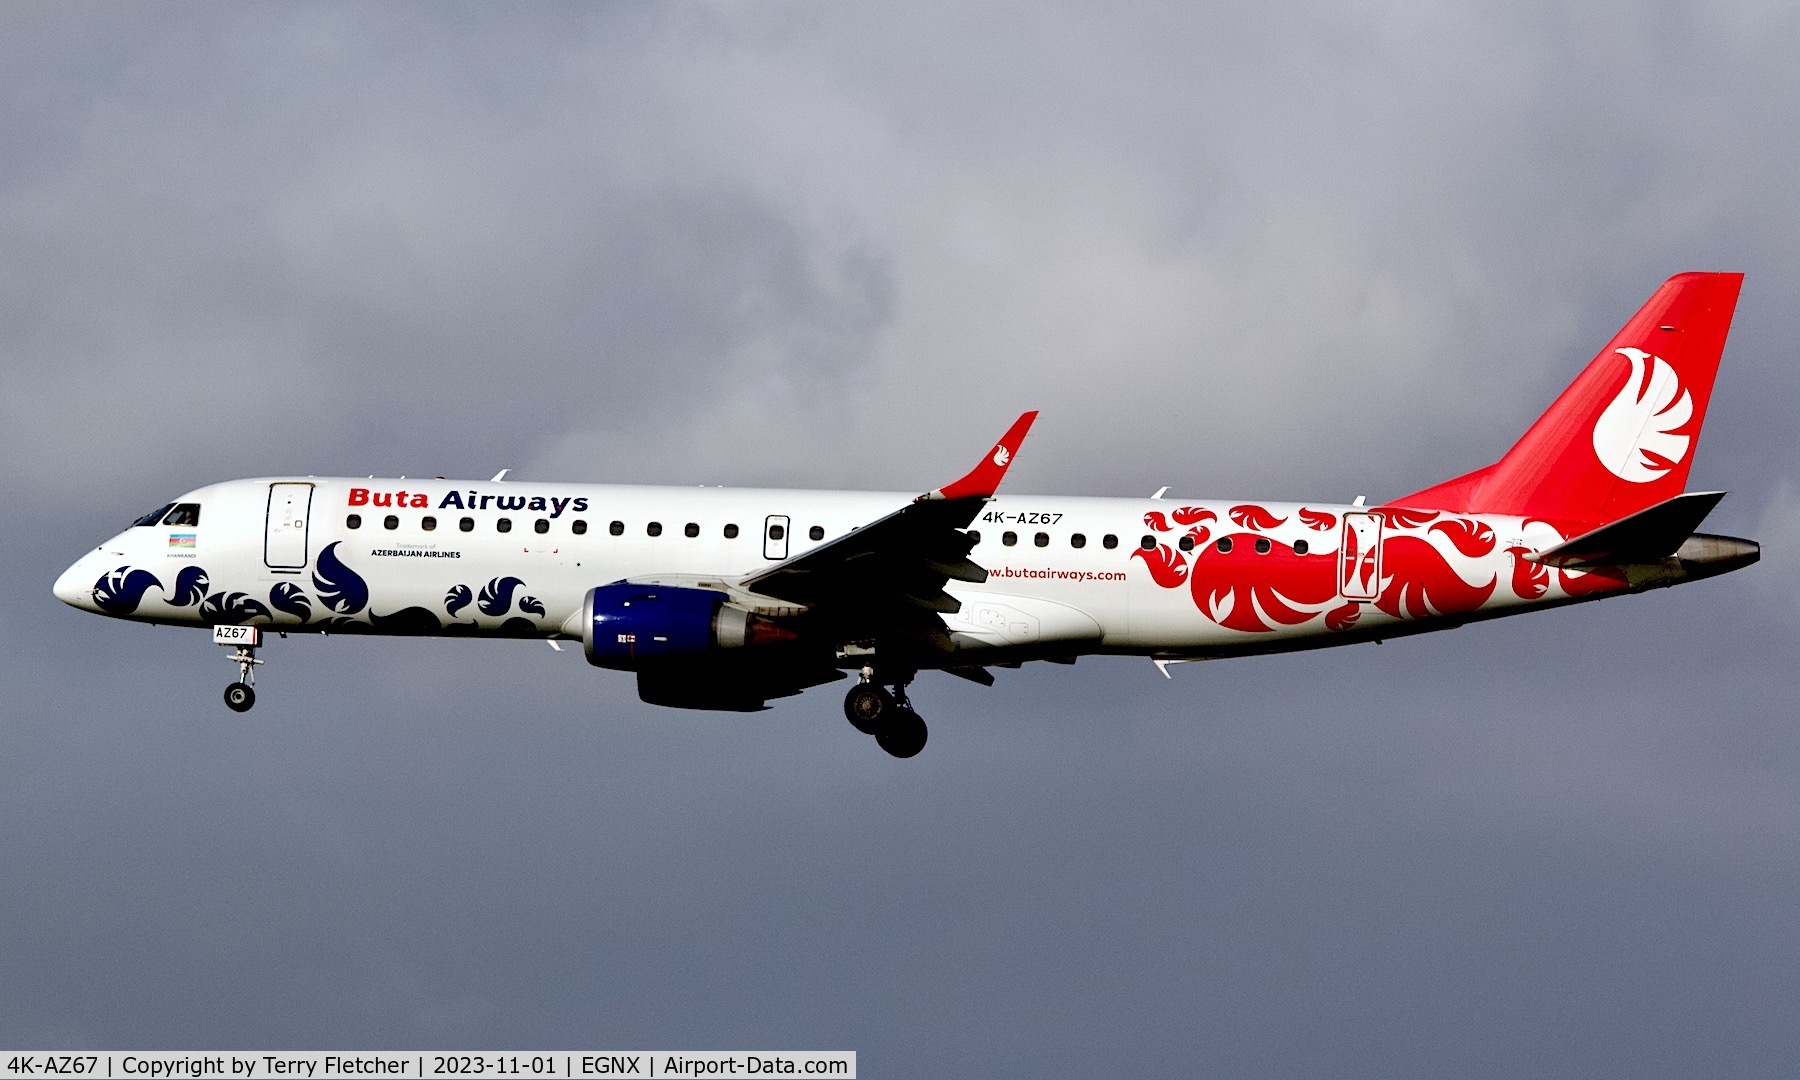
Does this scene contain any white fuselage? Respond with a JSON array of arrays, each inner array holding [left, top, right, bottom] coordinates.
[[53, 475, 1699, 666]]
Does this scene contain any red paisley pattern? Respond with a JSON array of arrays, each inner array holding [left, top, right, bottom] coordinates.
[[1128, 503, 1622, 636], [1375, 536, 1497, 619], [1130, 543, 1190, 588], [1229, 504, 1287, 530], [1507, 546, 1550, 600], [1428, 518, 1497, 558], [1188, 533, 1338, 633], [1377, 507, 1441, 529]]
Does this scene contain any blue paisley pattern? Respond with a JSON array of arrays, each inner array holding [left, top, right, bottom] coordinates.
[[199, 591, 272, 624], [89, 536, 550, 637], [269, 581, 312, 621], [94, 567, 162, 614], [312, 542, 369, 615], [169, 566, 211, 606], [477, 576, 526, 617]]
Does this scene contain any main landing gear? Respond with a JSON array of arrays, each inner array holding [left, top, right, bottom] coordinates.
[[216, 626, 264, 713], [844, 672, 928, 759]]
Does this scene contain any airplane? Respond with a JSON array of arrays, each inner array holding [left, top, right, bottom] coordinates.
[[53, 272, 1758, 758]]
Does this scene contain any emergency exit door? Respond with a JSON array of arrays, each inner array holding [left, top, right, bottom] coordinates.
[[764, 515, 790, 560], [265, 483, 314, 569]]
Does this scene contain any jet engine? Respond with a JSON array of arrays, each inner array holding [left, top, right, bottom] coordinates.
[[581, 583, 791, 670]]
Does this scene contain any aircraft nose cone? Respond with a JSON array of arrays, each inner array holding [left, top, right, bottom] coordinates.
[[54, 555, 97, 609]]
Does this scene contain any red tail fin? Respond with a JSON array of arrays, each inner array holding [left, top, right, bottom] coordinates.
[[1397, 272, 1743, 524]]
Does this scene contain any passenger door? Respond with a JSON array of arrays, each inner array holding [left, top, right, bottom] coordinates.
[[265, 483, 314, 570], [1339, 512, 1383, 602]]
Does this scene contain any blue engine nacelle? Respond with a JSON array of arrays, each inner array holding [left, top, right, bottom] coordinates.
[[582, 583, 759, 670]]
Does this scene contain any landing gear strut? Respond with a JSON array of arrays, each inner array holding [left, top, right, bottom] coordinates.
[[216, 625, 264, 713], [843, 668, 929, 759]]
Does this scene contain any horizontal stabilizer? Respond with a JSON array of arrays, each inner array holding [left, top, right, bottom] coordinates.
[[1527, 491, 1726, 568]]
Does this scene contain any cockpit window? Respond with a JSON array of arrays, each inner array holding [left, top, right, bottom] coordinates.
[[161, 503, 202, 527], [132, 503, 175, 527]]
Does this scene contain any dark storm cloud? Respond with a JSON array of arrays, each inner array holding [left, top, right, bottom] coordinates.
[[0, 4, 896, 499], [4, 2, 1799, 1075]]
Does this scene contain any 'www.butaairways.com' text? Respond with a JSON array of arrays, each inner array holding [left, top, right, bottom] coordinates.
[[986, 567, 1127, 582]]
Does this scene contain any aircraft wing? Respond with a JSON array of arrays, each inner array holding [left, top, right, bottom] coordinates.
[[737, 411, 1038, 655]]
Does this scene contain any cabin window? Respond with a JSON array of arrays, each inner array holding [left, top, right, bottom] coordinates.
[[572, 520, 588, 535], [535, 519, 550, 534], [162, 503, 202, 527], [1034, 532, 1049, 547], [459, 517, 474, 532], [684, 522, 700, 538], [809, 525, 825, 541], [1178, 536, 1194, 551], [1255, 538, 1272, 555], [967, 530, 981, 545], [383, 515, 399, 530], [1216, 537, 1233, 553], [345, 514, 362, 530], [1294, 538, 1309, 555], [1070, 533, 1086, 549], [724, 523, 739, 539], [421, 516, 437, 532], [1002, 531, 1018, 547], [133, 503, 175, 527], [1103, 534, 1119, 550], [496, 518, 512, 533], [647, 521, 663, 537], [610, 520, 624, 536], [1140, 535, 1155, 550]]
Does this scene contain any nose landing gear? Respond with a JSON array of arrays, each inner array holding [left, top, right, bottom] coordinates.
[[843, 669, 928, 759], [215, 625, 264, 713]]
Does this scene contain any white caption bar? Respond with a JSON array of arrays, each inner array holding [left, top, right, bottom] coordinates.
[[0, 1054, 853, 1080]]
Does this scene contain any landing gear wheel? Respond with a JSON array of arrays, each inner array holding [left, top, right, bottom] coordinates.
[[224, 683, 256, 712], [876, 707, 928, 759], [844, 684, 894, 734]]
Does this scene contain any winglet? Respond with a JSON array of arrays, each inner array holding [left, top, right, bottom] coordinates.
[[920, 411, 1039, 502]]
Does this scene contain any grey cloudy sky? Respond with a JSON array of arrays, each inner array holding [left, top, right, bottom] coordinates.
[[4, 2, 1799, 1075]]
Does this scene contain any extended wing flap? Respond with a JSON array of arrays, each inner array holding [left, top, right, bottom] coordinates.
[[923, 556, 989, 584]]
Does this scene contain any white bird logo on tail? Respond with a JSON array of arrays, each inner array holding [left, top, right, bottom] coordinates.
[[1591, 348, 1692, 483], [992, 445, 1010, 467]]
